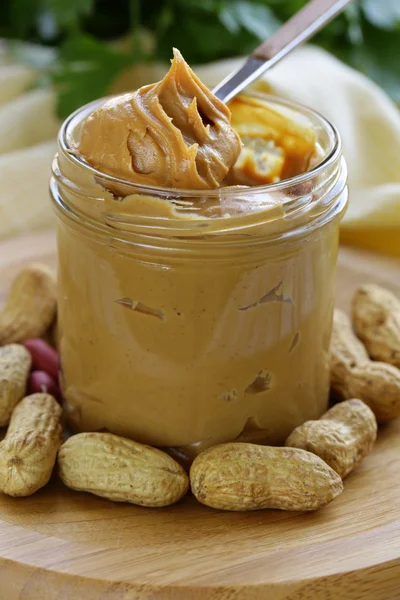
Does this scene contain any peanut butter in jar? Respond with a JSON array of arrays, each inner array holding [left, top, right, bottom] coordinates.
[[50, 50, 348, 455]]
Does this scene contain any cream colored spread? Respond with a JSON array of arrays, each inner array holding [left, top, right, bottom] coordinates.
[[58, 230, 336, 449], [79, 48, 241, 190], [55, 50, 343, 453]]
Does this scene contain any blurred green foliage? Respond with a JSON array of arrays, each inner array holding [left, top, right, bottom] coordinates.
[[2, 0, 400, 117]]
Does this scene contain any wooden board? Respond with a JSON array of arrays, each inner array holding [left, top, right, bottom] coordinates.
[[0, 229, 400, 600]]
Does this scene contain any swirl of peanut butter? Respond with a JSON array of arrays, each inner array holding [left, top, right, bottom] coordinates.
[[78, 49, 241, 190]]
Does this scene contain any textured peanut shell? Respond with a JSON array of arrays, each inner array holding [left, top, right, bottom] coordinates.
[[286, 399, 377, 478], [330, 310, 400, 422], [352, 284, 400, 368], [0, 263, 57, 345], [0, 344, 31, 426], [330, 309, 369, 385], [190, 443, 343, 512], [0, 393, 63, 496], [342, 362, 400, 423], [58, 432, 189, 507]]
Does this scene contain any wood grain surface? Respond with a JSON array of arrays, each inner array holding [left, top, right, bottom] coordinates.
[[0, 229, 399, 600]]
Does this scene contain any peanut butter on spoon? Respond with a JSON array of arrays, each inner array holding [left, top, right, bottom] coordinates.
[[79, 48, 241, 190]]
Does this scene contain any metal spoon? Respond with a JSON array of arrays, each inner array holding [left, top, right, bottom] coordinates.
[[213, 0, 353, 104]]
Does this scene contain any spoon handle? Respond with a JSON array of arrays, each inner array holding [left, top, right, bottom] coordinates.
[[213, 0, 353, 104]]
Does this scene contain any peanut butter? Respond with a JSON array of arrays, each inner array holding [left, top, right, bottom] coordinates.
[[52, 51, 347, 453], [79, 48, 241, 190], [227, 95, 317, 185]]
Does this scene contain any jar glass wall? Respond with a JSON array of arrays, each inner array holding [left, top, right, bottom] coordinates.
[[50, 92, 348, 454]]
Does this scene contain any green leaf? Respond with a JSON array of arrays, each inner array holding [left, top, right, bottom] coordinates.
[[6, 0, 400, 111], [36, 10, 60, 41], [219, 8, 240, 34], [154, 3, 257, 64], [7, 0, 42, 37], [175, 0, 224, 10], [44, 0, 94, 28], [350, 20, 400, 102], [362, 0, 400, 30], [266, 0, 307, 21], [52, 34, 132, 118], [9, 41, 58, 71], [345, 2, 364, 45], [156, 5, 174, 34], [220, 1, 281, 41]]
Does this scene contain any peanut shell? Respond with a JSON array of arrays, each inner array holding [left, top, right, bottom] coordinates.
[[0, 263, 57, 345], [0, 343, 31, 426], [352, 284, 400, 368], [286, 399, 377, 478], [190, 442, 343, 512], [330, 310, 400, 422], [0, 393, 63, 496], [58, 432, 189, 507]]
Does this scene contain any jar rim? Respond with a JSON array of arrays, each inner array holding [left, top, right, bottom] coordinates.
[[59, 90, 341, 199]]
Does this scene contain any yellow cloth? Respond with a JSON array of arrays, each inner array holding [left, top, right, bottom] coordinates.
[[1, 44, 399, 255], [0, 45, 59, 238]]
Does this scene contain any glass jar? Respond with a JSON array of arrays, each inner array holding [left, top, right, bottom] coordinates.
[[50, 92, 348, 456]]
